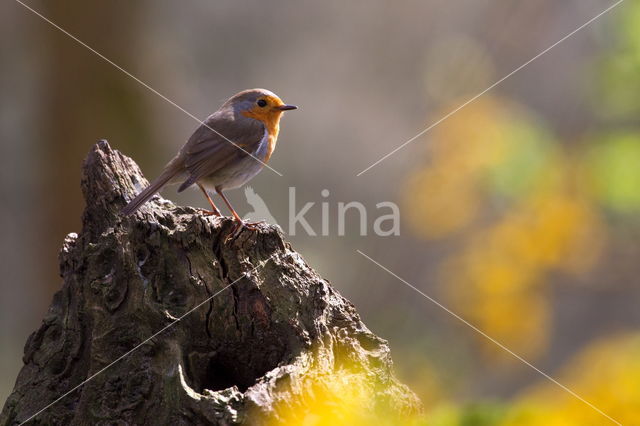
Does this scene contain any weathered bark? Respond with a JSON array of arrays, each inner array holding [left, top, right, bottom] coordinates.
[[1, 141, 421, 425]]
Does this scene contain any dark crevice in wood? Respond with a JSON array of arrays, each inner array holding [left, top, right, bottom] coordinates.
[[1, 140, 421, 425]]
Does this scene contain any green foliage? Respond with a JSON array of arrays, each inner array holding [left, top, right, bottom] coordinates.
[[427, 402, 507, 426], [595, 1, 640, 118], [486, 119, 555, 201], [586, 132, 640, 213]]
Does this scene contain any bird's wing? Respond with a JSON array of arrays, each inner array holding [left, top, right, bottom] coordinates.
[[178, 111, 265, 192]]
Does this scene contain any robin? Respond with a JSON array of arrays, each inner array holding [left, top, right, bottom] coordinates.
[[121, 88, 297, 235]]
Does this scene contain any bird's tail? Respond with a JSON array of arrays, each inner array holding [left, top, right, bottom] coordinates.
[[121, 165, 180, 216]]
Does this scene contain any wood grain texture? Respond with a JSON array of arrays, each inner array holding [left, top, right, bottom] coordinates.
[[1, 141, 421, 425]]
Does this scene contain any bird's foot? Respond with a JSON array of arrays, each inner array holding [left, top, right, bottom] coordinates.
[[224, 220, 264, 243], [199, 208, 221, 217], [242, 220, 266, 230]]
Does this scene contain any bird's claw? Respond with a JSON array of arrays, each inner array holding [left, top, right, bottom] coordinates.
[[224, 220, 265, 243], [243, 220, 266, 230], [199, 208, 221, 217]]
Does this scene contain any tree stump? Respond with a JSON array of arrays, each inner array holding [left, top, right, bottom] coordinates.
[[1, 141, 421, 425]]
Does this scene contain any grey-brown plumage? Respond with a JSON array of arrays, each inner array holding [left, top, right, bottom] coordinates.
[[121, 88, 296, 219]]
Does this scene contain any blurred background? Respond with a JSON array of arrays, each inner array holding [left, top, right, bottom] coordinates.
[[1, 0, 639, 424]]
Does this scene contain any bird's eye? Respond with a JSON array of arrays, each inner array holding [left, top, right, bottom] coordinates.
[[257, 99, 267, 107]]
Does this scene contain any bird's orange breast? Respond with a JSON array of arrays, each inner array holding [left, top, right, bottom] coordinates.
[[242, 108, 281, 163]]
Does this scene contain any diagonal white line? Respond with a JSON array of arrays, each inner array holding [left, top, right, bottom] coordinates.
[[356, 0, 625, 176], [356, 249, 622, 425], [18, 259, 269, 425], [14, 0, 283, 177]]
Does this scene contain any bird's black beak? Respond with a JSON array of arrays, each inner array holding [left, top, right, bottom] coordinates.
[[277, 104, 298, 111]]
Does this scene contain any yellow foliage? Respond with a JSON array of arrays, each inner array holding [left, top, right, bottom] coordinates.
[[267, 362, 424, 426], [404, 169, 480, 238], [272, 370, 373, 426], [402, 97, 512, 239], [502, 333, 640, 426], [443, 186, 603, 360], [404, 95, 606, 360]]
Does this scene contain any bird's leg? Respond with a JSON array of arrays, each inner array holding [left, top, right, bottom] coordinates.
[[216, 188, 245, 238], [216, 188, 243, 223], [197, 183, 221, 216], [215, 188, 262, 240]]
